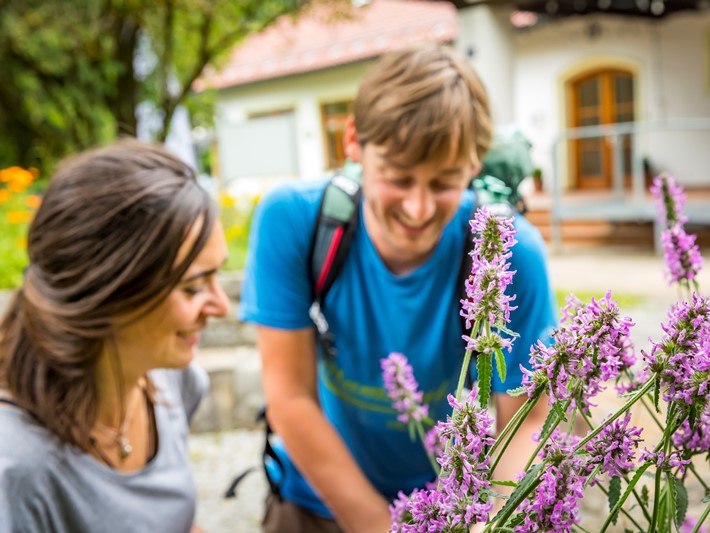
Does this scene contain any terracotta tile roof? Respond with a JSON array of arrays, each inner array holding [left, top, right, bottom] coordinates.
[[195, 0, 458, 91]]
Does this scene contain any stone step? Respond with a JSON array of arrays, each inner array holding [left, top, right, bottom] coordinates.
[[190, 346, 264, 434]]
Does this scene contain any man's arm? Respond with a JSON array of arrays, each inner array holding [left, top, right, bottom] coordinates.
[[493, 392, 549, 482], [258, 326, 391, 533]]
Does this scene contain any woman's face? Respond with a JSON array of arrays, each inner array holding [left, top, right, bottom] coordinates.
[[112, 220, 230, 376]]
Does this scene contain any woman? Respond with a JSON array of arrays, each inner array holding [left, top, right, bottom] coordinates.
[[0, 139, 229, 532]]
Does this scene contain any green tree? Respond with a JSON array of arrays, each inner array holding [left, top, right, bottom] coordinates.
[[0, 0, 311, 170]]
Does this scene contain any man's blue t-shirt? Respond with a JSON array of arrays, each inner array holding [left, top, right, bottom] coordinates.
[[240, 179, 556, 518]]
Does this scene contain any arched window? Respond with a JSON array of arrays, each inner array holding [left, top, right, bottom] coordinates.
[[569, 69, 635, 189]]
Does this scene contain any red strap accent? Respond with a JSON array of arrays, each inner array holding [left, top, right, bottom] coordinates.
[[315, 226, 344, 295]]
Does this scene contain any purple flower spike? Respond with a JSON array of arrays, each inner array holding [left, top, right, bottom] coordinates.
[[660, 225, 703, 285], [515, 431, 587, 533], [672, 406, 710, 454], [681, 516, 710, 533], [381, 353, 429, 425], [461, 206, 518, 336], [650, 174, 687, 228], [650, 174, 703, 285], [639, 449, 691, 474], [406, 390, 495, 529], [584, 412, 643, 479], [644, 293, 710, 407], [522, 291, 635, 412]]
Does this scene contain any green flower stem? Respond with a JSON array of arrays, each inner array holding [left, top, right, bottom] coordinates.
[[572, 523, 594, 533], [483, 472, 545, 532], [593, 481, 646, 532], [574, 377, 655, 453], [489, 390, 541, 458], [454, 320, 480, 402], [600, 462, 652, 533], [689, 463, 710, 492], [625, 476, 654, 525], [443, 321, 480, 464], [455, 349, 474, 402], [415, 420, 439, 475], [578, 414, 651, 530], [522, 400, 571, 473], [636, 395, 709, 494], [690, 499, 710, 533], [648, 455, 665, 533], [489, 396, 539, 475]]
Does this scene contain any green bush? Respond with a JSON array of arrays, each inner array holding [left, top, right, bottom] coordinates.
[[0, 166, 40, 290], [220, 191, 259, 272]]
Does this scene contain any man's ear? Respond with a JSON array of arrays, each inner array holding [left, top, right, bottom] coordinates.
[[343, 115, 362, 163]]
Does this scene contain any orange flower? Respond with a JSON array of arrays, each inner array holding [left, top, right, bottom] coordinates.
[[6, 210, 32, 224], [0, 190, 10, 204], [26, 194, 42, 209], [1, 166, 34, 193]]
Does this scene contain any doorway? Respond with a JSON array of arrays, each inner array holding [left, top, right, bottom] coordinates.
[[568, 69, 635, 189]]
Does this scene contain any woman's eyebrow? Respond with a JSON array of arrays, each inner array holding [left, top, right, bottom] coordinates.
[[180, 258, 228, 283], [181, 268, 217, 283]]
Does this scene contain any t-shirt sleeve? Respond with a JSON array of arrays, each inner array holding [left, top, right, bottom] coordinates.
[[492, 216, 557, 393], [0, 456, 53, 532], [239, 185, 316, 329], [178, 362, 210, 421]]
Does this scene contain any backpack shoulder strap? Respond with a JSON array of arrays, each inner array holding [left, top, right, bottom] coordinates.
[[308, 162, 362, 358]]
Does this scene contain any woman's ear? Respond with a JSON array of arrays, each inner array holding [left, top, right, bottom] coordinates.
[[343, 115, 362, 163]]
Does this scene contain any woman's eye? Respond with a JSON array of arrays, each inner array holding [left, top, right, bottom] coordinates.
[[181, 285, 204, 296]]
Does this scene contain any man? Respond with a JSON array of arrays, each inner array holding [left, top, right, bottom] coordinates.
[[241, 44, 556, 532]]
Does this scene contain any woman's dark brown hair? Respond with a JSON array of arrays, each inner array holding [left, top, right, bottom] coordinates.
[[0, 138, 217, 450]]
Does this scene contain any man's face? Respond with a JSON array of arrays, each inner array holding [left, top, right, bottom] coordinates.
[[357, 143, 475, 274]]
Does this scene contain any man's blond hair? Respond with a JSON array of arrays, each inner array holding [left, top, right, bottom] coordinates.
[[353, 43, 492, 168]]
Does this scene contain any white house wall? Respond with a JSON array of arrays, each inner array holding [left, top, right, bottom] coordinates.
[[456, 5, 516, 126], [513, 11, 710, 189], [215, 60, 374, 193]]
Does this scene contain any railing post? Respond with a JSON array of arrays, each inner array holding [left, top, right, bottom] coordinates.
[[631, 125, 644, 203], [551, 137, 562, 253], [612, 132, 624, 200]]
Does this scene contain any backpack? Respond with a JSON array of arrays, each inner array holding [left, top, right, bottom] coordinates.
[[225, 164, 516, 500], [308, 162, 516, 359]]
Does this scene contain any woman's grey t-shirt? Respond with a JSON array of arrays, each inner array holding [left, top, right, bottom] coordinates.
[[0, 364, 209, 533]]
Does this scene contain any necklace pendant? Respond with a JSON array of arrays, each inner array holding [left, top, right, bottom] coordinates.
[[118, 436, 133, 460]]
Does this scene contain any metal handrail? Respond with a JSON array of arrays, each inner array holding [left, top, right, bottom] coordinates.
[[550, 118, 710, 252]]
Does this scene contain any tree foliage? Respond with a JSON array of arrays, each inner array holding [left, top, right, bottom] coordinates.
[[0, 0, 309, 170]]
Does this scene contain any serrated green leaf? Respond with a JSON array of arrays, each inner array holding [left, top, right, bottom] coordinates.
[[672, 475, 688, 529], [540, 405, 560, 442], [601, 462, 652, 532], [657, 483, 668, 532], [494, 463, 544, 526], [553, 401, 568, 423], [641, 485, 649, 507], [703, 493, 710, 503], [491, 480, 518, 487], [508, 513, 525, 528], [478, 352, 492, 409], [506, 386, 527, 397], [653, 377, 661, 413], [608, 476, 621, 525], [495, 348, 507, 383], [688, 404, 697, 432]]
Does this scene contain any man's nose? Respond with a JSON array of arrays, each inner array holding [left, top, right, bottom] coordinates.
[[401, 186, 435, 223]]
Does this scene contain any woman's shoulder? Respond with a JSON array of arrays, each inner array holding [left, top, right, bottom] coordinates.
[[149, 363, 209, 421], [0, 405, 59, 478]]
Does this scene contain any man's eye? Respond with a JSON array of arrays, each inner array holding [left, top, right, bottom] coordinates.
[[432, 181, 457, 191], [389, 177, 412, 187]]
